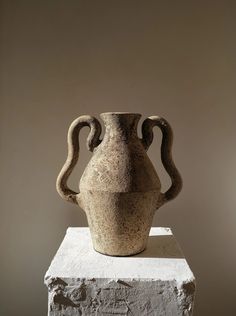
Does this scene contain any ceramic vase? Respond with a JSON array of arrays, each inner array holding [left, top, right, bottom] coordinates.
[[56, 112, 182, 256]]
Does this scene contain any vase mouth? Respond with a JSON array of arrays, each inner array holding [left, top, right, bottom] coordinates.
[[100, 112, 141, 117]]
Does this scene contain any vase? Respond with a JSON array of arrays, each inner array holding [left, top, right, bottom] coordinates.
[[56, 112, 182, 256]]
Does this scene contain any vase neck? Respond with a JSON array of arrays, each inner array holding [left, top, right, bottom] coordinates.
[[100, 112, 141, 141]]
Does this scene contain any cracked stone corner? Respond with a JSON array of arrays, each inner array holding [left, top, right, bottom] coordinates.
[[178, 277, 196, 297], [175, 278, 196, 316], [45, 276, 68, 292]]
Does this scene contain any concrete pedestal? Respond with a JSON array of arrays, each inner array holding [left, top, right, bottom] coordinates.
[[44, 227, 195, 316]]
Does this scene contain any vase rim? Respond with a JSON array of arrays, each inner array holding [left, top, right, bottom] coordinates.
[[100, 112, 141, 116]]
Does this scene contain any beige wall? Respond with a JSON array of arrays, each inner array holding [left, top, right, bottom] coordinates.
[[1, 1, 236, 315]]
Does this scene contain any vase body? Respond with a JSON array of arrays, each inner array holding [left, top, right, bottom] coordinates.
[[80, 113, 160, 255], [56, 112, 182, 256]]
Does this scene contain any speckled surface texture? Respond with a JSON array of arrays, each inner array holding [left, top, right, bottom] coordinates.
[[56, 113, 182, 255], [45, 227, 196, 316]]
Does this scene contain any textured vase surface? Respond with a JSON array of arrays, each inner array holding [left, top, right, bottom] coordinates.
[[57, 112, 182, 256]]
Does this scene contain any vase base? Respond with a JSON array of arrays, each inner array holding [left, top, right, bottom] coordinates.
[[93, 246, 146, 257]]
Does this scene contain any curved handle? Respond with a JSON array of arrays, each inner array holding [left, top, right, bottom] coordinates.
[[56, 115, 102, 205], [142, 116, 182, 207]]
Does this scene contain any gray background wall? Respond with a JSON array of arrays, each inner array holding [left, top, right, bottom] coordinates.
[[1, 1, 236, 315]]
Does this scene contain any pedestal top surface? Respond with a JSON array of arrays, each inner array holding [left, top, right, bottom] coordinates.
[[45, 227, 194, 284]]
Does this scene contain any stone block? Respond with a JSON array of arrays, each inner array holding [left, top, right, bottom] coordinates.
[[45, 227, 195, 315]]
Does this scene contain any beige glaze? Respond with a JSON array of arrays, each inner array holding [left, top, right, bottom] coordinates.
[[56, 112, 182, 256]]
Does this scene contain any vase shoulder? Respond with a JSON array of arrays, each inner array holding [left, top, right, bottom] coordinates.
[[79, 137, 161, 193]]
